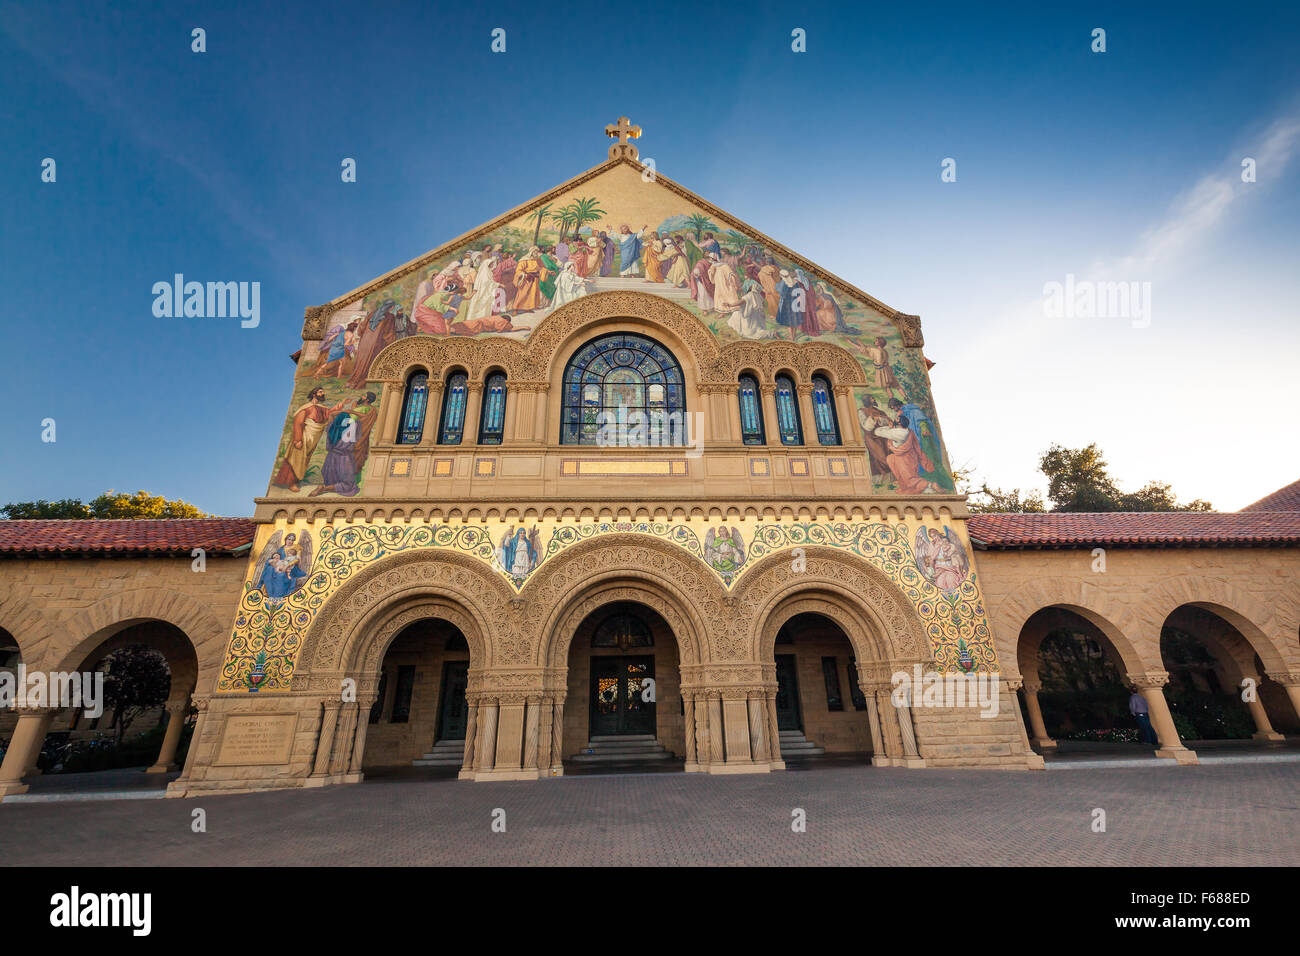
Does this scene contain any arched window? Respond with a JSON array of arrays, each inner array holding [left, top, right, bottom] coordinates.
[[737, 374, 765, 445], [811, 374, 840, 445], [774, 374, 803, 445], [397, 371, 429, 444], [437, 371, 468, 445], [560, 332, 685, 445], [478, 372, 507, 445]]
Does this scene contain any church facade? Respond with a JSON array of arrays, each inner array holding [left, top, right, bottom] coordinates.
[[2, 124, 1298, 799]]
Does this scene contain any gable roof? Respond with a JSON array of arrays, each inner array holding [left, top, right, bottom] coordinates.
[[967, 512, 1300, 550], [0, 519, 256, 557], [300, 155, 924, 347], [1240, 478, 1300, 512]]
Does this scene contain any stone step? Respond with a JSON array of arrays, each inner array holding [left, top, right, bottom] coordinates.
[[576, 742, 665, 756], [777, 730, 826, 757], [589, 734, 658, 743], [569, 750, 676, 763], [413, 739, 466, 766]]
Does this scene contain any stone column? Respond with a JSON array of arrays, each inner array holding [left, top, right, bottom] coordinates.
[[765, 691, 785, 770], [723, 388, 743, 444], [459, 699, 479, 779], [895, 687, 925, 767], [536, 695, 554, 775], [1020, 681, 1058, 751], [311, 700, 342, 779], [1132, 674, 1198, 765], [146, 700, 190, 773], [476, 699, 498, 772], [0, 707, 54, 799], [722, 697, 753, 768], [523, 696, 541, 770], [550, 697, 565, 775], [796, 383, 819, 443], [494, 699, 525, 771], [760, 386, 782, 448], [707, 694, 726, 763], [420, 382, 445, 446], [874, 688, 905, 766], [330, 702, 360, 775], [1241, 675, 1284, 741], [462, 382, 484, 446], [1275, 674, 1300, 727], [747, 693, 768, 763], [348, 698, 374, 779], [835, 387, 859, 444], [380, 382, 403, 441], [864, 688, 888, 765], [682, 693, 698, 771], [692, 693, 712, 770]]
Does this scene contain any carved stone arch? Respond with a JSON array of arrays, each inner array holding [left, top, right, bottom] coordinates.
[[525, 291, 722, 380], [989, 577, 1152, 678], [0, 582, 57, 666], [368, 334, 529, 384], [758, 594, 886, 666], [712, 340, 865, 386], [518, 533, 723, 667], [299, 549, 512, 677], [736, 548, 930, 666], [351, 597, 484, 679], [543, 579, 704, 672], [1141, 575, 1297, 674], [47, 587, 224, 694]]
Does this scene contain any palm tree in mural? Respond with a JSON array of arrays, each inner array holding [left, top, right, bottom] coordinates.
[[685, 213, 718, 240], [528, 204, 553, 245], [566, 196, 607, 240], [550, 206, 575, 242]]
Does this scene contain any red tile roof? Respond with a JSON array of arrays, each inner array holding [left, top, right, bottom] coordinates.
[[0, 519, 257, 556], [1241, 478, 1300, 513], [967, 512, 1300, 550]]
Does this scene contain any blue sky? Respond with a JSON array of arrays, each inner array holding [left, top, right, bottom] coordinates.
[[2, 0, 1298, 515]]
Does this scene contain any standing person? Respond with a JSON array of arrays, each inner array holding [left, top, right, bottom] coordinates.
[[614, 224, 645, 277], [272, 387, 348, 491], [867, 337, 902, 399], [598, 231, 614, 276], [709, 253, 742, 313], [1130, 689, 1158, 745], [510, 247, 551, 312], [688, 256, 715, 312]]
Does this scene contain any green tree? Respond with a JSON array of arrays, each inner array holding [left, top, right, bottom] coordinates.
[[1, 489, 208, 519], [1040, 444, 1211, 512], [101, 645, 171, 745], [567, 196, 607, 239], [685, 213, 718, 240], [966, 483, 1047, 514], [527, 203, 552, 245]]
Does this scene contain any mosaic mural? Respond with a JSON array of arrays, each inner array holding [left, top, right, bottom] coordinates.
[[217, 519, 996, 693], [266, 164, 954, 498]]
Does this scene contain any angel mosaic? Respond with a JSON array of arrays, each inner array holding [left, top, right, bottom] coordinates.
[[703, 525, 747, 575], [913, 527, 969, 598], [252, 530, 314, 603]]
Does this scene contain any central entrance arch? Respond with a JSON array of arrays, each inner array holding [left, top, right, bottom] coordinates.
[[564, 601, 682, 769]]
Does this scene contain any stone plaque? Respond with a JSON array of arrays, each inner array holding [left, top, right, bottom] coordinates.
[[215, 714, 298, 766]]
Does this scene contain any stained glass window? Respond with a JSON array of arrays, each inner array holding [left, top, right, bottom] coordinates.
[[437, 372, 468, 445], [774, 375, 803, 446], [560, 332, 685, 445], [478, 372, 507, 445], [397, 371, 428, 444], [738, 374, 765, 445], [811, 374, 840, 445]]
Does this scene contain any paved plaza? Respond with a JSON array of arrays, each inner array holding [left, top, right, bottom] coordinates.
[[2, 761, 1297, 866]]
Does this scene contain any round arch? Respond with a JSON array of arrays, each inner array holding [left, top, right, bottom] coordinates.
[[520, 534, 722, 669], [734, 547, 932, 667], [0, 582, 57, 668], [987, 577, 1153, 678], [298, 549, 512, 678], [1141, 576, 1296, 675], [49, 587, 226, 696]]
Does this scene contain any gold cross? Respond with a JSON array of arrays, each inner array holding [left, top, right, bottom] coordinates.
[[605, 116, 641, 145]]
